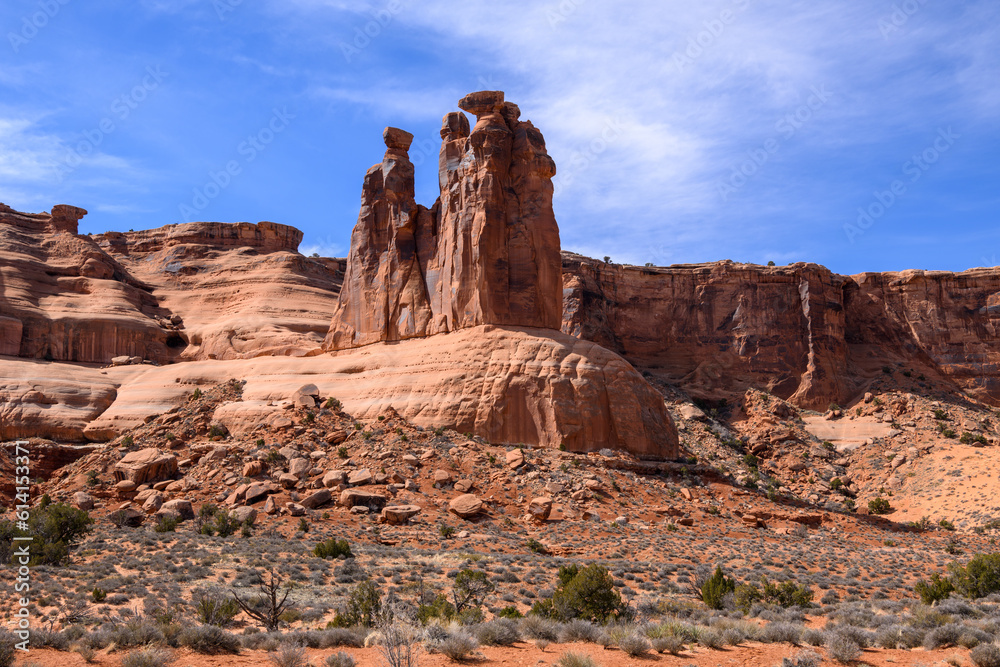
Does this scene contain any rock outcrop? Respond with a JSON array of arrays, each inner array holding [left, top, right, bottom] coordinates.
[[318, 92, 677, 457], [0, 203, 343, 364], [0, 205, 173, 362], [562, 254, 1000, 409], [324, 90, 561, 350], [93, 221, 343, 361]]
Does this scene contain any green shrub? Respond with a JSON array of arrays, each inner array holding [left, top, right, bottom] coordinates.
[[2, 501, 94, 566], [914, 573, 955, 605], [154, 515, 179, 533], [453, 569, 495, 613], [335, 579, 383, 627], [417, 595, 456, 624], [314, 538, 352, 559], [497, 606, 523, 619], [532, 564, 626, 623], [868, 497, 892, 515], [701, 566, 736, 610], [92, 587, 108, 602], [949, 553, 1000, 599]]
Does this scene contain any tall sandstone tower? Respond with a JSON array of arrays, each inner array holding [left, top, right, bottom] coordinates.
[[324, 91, 562, 350]]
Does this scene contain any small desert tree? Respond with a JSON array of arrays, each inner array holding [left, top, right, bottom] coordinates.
[[231, 569, 292, 631]]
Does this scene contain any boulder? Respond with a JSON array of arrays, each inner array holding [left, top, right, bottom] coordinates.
[[449, 494, 484, 519], [348, 469, 372, 486], [506, 449, 525, 469], [301, 489, 332, 509], [433, 469, 452, 485], [115, 480, 137, 494], [141, 492, 164, 513], [381, 505, 421, 525], [339, 489, 388, 509], [286, 503, 306, 517], [160, 499, 194, 521], [232, 506, 257, 525], [454, 479, 474, 493], [288, 457, 311, 477], [110, 507, 145, 527], [527, 496, 552, 522], [323, 470, 349, 488], [243, 461, 264, 477], [113, 449, 178, 485], [73, 492, 95, 511]]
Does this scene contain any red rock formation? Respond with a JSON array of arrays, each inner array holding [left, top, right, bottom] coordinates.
[[0, 204, 171, 362], [325, 91, 561, 350], [95, 221, 343, 361], [320, 93, 677, 457], [1, 199, 345, 364], [562, 254, 1000, 409]]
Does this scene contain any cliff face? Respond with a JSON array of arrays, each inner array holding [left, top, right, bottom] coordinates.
[[0, 203, 343, 364], [324, 91, 561, 351], [0, 204, 172, 362], [95, 221, 343, 361], [562, 253, 1000, 409]]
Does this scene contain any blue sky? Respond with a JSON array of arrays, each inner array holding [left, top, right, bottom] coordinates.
[[1, 0, 997, 274]]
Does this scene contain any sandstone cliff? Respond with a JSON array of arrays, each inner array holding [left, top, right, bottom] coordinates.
[[0, 202, 343, 364], [94, 221, 343, 361], [562, 254, 1000, 409], [0, 204, 171, 362]]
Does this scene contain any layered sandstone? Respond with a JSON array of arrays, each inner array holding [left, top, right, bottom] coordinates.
[[324, 91, 561, 350], [95, 221, 343, 361], [0, 204, 171, 362], [0, 202, 343, 364], [562, 254, 1000, 409], [46, 326, 674, 456]]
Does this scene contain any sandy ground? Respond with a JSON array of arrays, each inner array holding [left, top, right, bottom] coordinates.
[[14, 641, 976, 667]]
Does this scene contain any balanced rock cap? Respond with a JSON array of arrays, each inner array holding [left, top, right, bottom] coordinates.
[[458, 90, 505, 117], [383, 127, 414, 151]]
